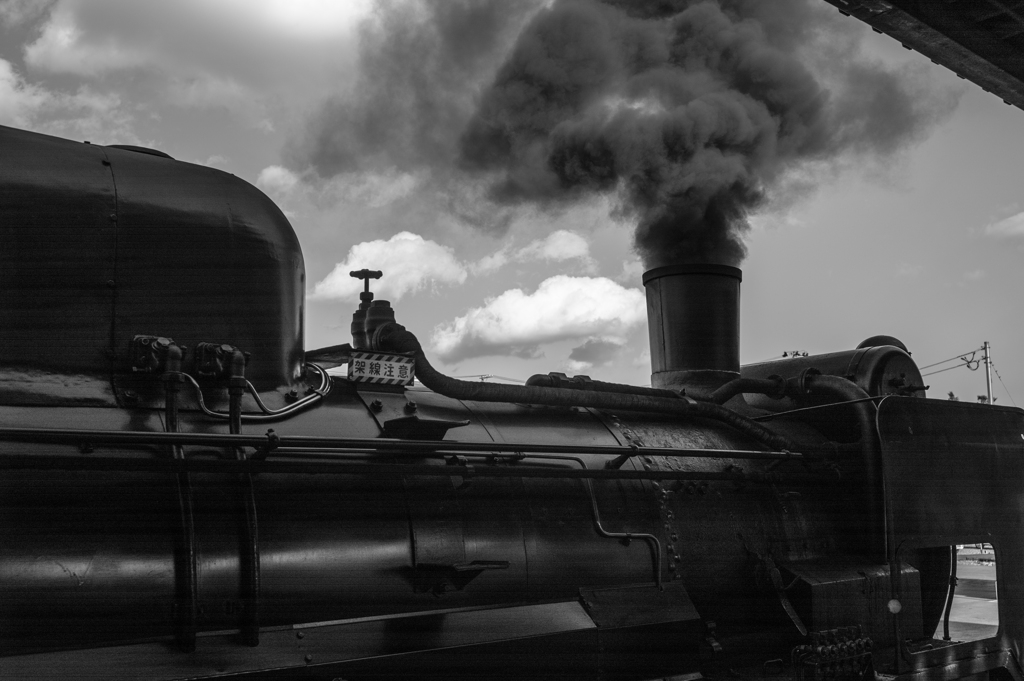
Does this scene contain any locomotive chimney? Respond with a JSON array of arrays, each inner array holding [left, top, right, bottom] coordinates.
[[643, 264, 741, 395]]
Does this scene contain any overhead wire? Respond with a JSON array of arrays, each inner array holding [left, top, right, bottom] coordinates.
[[921, 361, 978, 378], [451, 374, 526, 384], [991, 362, 1018, 407], [918, 347, 983, 371]]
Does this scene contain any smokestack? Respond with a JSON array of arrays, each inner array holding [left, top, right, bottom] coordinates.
[[643, 264, 741, 395]]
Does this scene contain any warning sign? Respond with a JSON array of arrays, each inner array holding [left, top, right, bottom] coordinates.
[[348, 351, 415, 386]]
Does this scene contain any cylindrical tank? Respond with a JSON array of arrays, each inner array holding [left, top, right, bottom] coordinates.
[[643, 264, 741, 394], [0, 124, 305, 399]]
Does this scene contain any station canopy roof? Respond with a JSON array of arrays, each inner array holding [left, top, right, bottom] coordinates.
[[823, 0, 1024, 110]]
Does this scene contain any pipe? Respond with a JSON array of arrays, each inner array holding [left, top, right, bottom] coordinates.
[[711, 375, 787, 405], [229, 349, 261, 647], [796, 372, 884, 559], [525, 373, 682, 399], [161, 345, 197, 653], [0, 425, 805, 461], [228, 351, 246, 436], [535, 453, 662, 589], [943, 546, 958, 641], [0, 452, 832, 486], [183, 363, 331, 422], [375, 324, 795, 453]]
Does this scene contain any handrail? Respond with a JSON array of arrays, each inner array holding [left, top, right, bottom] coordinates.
[[0, 451, 836, 486], [0, 427, 806, 461]]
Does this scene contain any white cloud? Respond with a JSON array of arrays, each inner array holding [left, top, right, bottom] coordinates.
[[470, 230, 595, 275], [471, 250, 510, 275], [616, 258, 644, 284], [0, 0, 54, 26], [517, 230, 591, 263], [260, 165, 422, 211], [985, 212, 1024, 237], [0, 57, 132, 141], [257, 164, 301, 196], [20, 0, 366, 114], [311, 232, 467, 301], [25, 4, 149, 76], [0, 58, 49, 126], [431, 276, 646, 362]]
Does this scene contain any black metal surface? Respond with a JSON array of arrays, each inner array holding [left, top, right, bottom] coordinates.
[[643, 265, 742, 390], [822, 0, 1024, 111], [877, 397, 1024, 676], [0, 600, 601, 680], [0, 126, 117, 387], [0, 123, 305, 400]]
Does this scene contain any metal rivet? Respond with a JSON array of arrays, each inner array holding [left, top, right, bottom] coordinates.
[[305, 654, 313, 663], [296, 631, 304, 639]]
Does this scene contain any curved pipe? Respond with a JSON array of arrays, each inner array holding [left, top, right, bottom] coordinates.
[[711, 375, 787, 405], [184, 364, 331, 422], [375, 324, 795, 453], [797, 373, 884, 559]]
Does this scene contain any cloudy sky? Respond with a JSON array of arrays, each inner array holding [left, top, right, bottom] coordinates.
[[3, 0, 1023, 405]]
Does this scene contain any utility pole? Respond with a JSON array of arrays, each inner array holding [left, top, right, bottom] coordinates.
[[984, 341, 993, 405]]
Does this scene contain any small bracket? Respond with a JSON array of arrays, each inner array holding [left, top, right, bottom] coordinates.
[[250, 429, 281, 461], [381, 415, 470, 441], [412, 560, 510, 596]]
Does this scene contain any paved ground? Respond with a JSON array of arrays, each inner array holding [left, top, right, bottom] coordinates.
[[932, 561, 998, 641]]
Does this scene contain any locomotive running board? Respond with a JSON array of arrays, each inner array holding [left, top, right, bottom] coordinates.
[[0, 585, 703, 680], [877, 396, 1024, 681]]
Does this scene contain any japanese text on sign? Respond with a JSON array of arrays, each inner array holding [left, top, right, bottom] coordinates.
[[348, 351, 415, 386]]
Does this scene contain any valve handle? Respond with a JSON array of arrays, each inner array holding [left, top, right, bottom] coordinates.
[[350, 269, 383, 294]]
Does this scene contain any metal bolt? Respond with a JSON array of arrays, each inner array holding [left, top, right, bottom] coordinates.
[[404, 400, 417, 413], [370, 399, 383, 413]]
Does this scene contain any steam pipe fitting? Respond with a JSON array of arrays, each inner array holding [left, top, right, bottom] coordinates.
[[798, 372, 884, 559], [374, 323, 794, 453], [711, 375, 787, 405]]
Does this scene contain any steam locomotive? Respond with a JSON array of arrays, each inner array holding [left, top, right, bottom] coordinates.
[[2, 122, 1021, 681]]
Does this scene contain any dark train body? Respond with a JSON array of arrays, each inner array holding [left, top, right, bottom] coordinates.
[[1, 123, 1022, 681]]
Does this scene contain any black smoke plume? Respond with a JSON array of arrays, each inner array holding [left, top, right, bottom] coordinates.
[[460, 0, 957, 267], [288, 0, 958, 268]]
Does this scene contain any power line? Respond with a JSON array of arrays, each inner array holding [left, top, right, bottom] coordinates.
[[921, 362, 977, 378], [918, 347, 983, 371], [451, 374, 526, 384], [992, 362, 1018, 407]]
